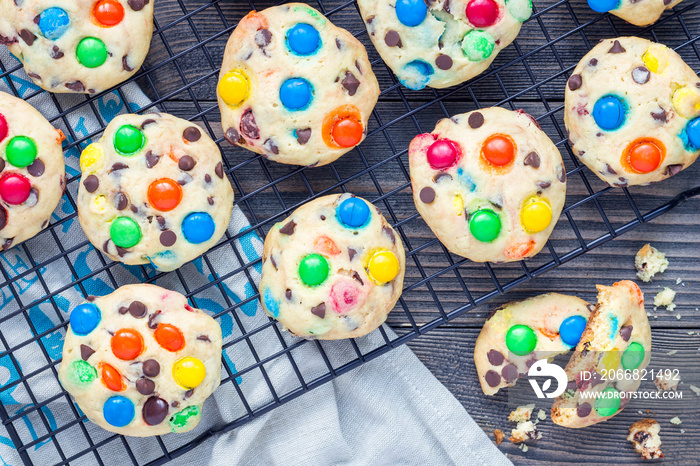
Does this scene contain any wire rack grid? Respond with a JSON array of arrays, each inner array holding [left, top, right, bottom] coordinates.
[[0, 0, 699, 464]]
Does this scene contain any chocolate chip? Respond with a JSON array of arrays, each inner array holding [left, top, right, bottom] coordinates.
[[119, 306, 128, 314], [171, 401, 179, 408], [419, 186, 435, 204], [608, 40, 626, 53], [279, 220, 296, 235], [80, 344, 95, 360], [142, 359, 160, 377], [147, 311, 161, 329], [485, 370, 501, 387], [142, 396, 168, 425], [320, 215, 326, 221], [255, 28, 272, 48], [577, 402, 592, 417], [65, 81, 85, 92], [605, 163, 617, 175], [178, 174, 192, 185], [120, 54, 134, 72], [435, 54, 452, 70], [352, 271, 364, 286], [19, 29, 35, 45], [178, 155, 196, 171], [2, 238, 13, 251], [215, 162, 224, 179], [270, 255, 277, 270], [185, 389, 194, 398], [341, 71, 361, 96], [141, 118, 156, 129], [0, 159, 4, 174], [263, 139, 279, 155], [27, 158, 44, 177], [205, 174, 212, 184], [225, 127, 242, 145], [651, 109, 667, 122], [589, 58, 598, 66], [524, 151, 540, 168], [50, 46, 64, 59], [311, 303, 326, 319], [296, 128, 312, 145], [384, 30, 401, 47], [27, 72, 41, 80], [115, 192, 128, 210], [632, 66, 650, 84], [207, 197, 214, 206], [501, 364, 518, 382], [664, 164, 683, 176], [183, 126, 201, 142], [197, 335, 211, 342], [136, 378, 155, 396], [537, 181, 551, 189], [127, 0, 148, 11], [240, 109, 259, 139], [619, 325, 633, 342], [433, 172, 452, 183], [487, 350, 504, 366], [558, 166, 567, 183], [568, 74, 582, 91], [383, 225, 396, 244], [128, 301, 147, 318], [24, 188, 38, 207], [83, 174, 99, 193], [348, 248, 357, 261], [160, 230, 177, 247], [285, 289, 292, 300], [0, 207, 8, 230], [468, 112, 484, 129], [110, 162, 128, 172]]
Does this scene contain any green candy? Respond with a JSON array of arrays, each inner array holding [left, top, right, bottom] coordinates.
[[169, 405, 200, 432], [505, 324, 537, 356], [76, 37, 108, 68], [505, 0, 533, 22], [462, 30, 495, 62], [69, 360, 97, 385], [298, 253, 330, 286], [110, 217, 141, 248], [595, 386, 621, 417], [469, 209, 501, 243], [6, 136, 37, 168], [621, 342, 645, 370], [113, 125, 145, 155]]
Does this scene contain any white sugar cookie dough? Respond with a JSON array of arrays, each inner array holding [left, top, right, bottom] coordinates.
[[475, 293, 592, 395], [587, 0, 683, 27], [0, 0, 153, 94], [58, 284, 222, 436], [260, 194, 405, 340], [409, 107, 566, 263], [357, 0, 532, 90], [0, 91, 65, 250], [565, 37, 700, 187], [551, 280, 651, 428], [77, 113, 234, 272], [217, 3, 379, 167]]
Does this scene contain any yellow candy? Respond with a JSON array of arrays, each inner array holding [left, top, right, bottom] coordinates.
[[80, 143, 104, 173], [173, 356, 206, 390], [520, 196, 552, 234], [91, 195, 108, 214], [600, 348, 620, 372], [671, 86, 700, 120], [642, 45, 668, 74], [218, 70, 249, 108], [366, 249, 400, 284], [453, 192, 464, 216]]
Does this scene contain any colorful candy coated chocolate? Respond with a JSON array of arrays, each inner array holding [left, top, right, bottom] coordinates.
[[154, 323, 185, 352], [400, 60, 434, 90], [298, 253, 330, 286], [103, 395, 135, 427], [80, 143, 104, 172], [331, 118, 363, 148], [263, 288, 280, 318], [6, 136, 37, 168], [113, 124, 144, 155], [0, 173, 31, 205], [462, 30, 495, 62], [182, 212, 215, 244], [600, 347, 620, 372], [314, 236, 340, 256], [286, 23, 321, 55], [69, 303, 101, 335], [70, 360, 97, 385], [558, 315, 587, 347], [169, 405, 199, 431], [520, 197, 552, 234], [279, 78, 313, 111], [336, 197, 371, 228], [481, 134, 515, 167], [329, 280, 363, 314], [453, 193, 464, 216], [595, 387, 620, 417], [142, 397, 169, 426], [101, 363, 125, 391], [93, 0, 124, 27], [395, 0, 427, 27], [466, 0, 500, 27], [671, 86, 700, 119], [469, 209, 501, 243], [592, 95, 626, 131], [621, 341, 645, 370], [587, 0, 620, 12], [110, 216, 142, 248], [173, 356, 206, 389], [76, 37, 108, 68], [505, 324, 537, 355], [39, 7, 70, 40], [367, 250, 400, 284], [505, 0, 533, 22], [218, 70, 249, 108], [642, 47, 667, 74], [0, 113, 7, 143], [148, 178, 182, 212], [92, 195, 108, 213], [626, 139, 662, 173], [426, 139, 458, 169], [687, 118, 700, 150], [111, 329, 144, 360]]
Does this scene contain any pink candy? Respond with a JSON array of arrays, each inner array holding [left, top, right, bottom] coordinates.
[[426, 139, 459, 169], [0, 113, 7, 143], [466, 0, 499, 27], [329, 279, 367, 315], [0, 173, 31, 205]]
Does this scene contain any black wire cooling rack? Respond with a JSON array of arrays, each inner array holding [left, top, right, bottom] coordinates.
[[0, 0, 699, 464]]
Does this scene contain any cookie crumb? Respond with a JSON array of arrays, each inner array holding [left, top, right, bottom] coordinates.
[[508, 403, 535, 423], [509, 421, 542, 444], [689, 385, 700, 396], [654, 374, 679, 391], [494, 429, 504, 446], [519, 444, 529, 453], [635, 244, 668, 282], [666, 349, 678, 356], [628, 419, 664, 460], [653, 287, 676, 311], [537, 409, 546, 421], [670, 416, 682, 425], [676, 277, 682, 285]]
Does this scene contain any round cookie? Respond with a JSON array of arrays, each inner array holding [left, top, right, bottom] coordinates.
[[587, 0, 684, 27], [475, 293, 593, 396], [357, 0, 532, 90], [217, 4, 379, 167], [58, 284, 222, 436], [259, 194, 405, 340], [565, 37, 700, 187], [77, 113, 234, 272], [0, 0, 154, 94], [551, 280, 651, 428], [0, 91, 65, 250], [409, 107, 566, 263]]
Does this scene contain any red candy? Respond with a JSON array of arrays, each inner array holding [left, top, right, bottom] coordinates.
[[101, 363, 125, 391], [154, 323, 185, 352], [0, 173, 31, 205], [93, 0, 125, 27], [426, 139, 459, 169], [481, 134, 515, 167], [0, 113, 7, 143], [329, 278, 367, 315], [466, 0, 500, 27], [111, 328, 144, 360], [148, 178, 182, 212]]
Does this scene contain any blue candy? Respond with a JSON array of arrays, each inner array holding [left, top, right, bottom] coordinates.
[[103, 396, 135, 428], [263, 289, 280, 318], [39, 7, 70, 41], [182, 212, 215, 244], [687, 117, 700, 150], [286, 23, 321, 56], [593, 95, 626, 131], [399, 60, 434, 90], [559, 315, 587, 347], [69, 303, 101, 336], [396, 0, 428, 27], [336, 197, 371, 228], [587, 0, 620, 13], [279, 78, 313, 111]]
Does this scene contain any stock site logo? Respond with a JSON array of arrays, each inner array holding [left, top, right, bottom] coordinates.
[[528, 359, 567, 398]]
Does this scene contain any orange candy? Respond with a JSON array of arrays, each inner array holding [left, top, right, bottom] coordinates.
[[624, 139, 664, 174], [101, 363, 125, 391], [111, 329, 144, 360], [314, 236, 340, 256], [331, 118, 363, 148], [322, 105, 363, 149], [481, 134, 516, 167], [93, 0, 124, 27], [147, 178, 182, 212], [154, 323, 185, 352]]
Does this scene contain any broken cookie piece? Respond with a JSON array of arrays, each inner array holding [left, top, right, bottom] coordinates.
[[493, 429, 504, 446], [628, 419, 664, 460], [508, 404, 535, 423], [654, 374, 680, 392], [509, 421, 542, 444], [635, 244, 669, 282], [654, 287, 676, 311]]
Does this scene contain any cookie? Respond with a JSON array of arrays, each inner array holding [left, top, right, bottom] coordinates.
[[0, 91, 65, 250], [259, 194, 405, 340], [77, 113, 234, 271], [565, 37, 700, 187], [357, 0, 532, 90], [217, 4, 379, 167], [475, 293, 592, 395], [57, 284, 222, 436], [409, 107, 566, 263], [551, 280, 651, 428], [628, 419, 664, 460], [587, 0, 683, 27]]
